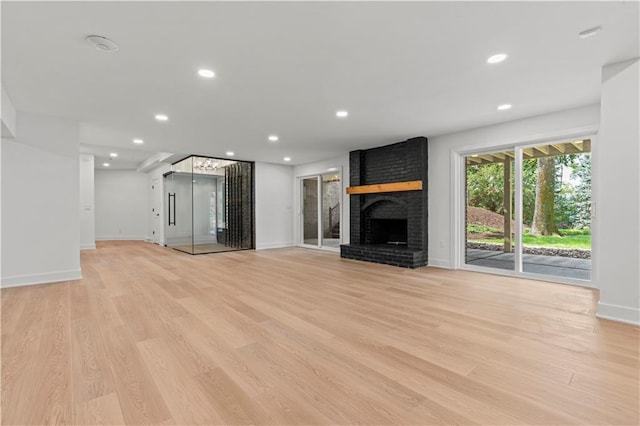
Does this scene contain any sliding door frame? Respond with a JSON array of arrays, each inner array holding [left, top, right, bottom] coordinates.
[[298, 169, 343, 253], [452, 128, 598, 288]]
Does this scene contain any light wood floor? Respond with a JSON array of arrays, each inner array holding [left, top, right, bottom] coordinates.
[[2, 241, 638, 425]]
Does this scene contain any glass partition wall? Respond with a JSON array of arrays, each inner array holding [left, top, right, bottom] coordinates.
[[164, 155, 254, 254]]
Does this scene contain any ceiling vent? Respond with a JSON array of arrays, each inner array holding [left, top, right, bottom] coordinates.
[[86, 35, 119, 52]]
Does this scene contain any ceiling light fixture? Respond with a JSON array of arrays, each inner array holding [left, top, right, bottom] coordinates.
[[198, 69, 215, 78], [226, 151, 235, 156], [497, 104, 512, 111], [327, 167, 338, 172], [268, 135, 279, 142], [336, 110, 349, 118], [103, 163, 110, 167], [487, 53, 508, 64], [109, 153, 118, 157], [579, 26, 602, 39], [155, 114, 168, 121], [86, 35, 119, 52], [283, 157, 291, 162], [133, 139, 144, 144]]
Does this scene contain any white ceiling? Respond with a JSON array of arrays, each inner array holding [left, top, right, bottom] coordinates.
[[3, 1, 638, 168]]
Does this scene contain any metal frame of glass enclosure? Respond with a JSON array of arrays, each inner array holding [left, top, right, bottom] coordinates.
[[163, 155, 255, 255]]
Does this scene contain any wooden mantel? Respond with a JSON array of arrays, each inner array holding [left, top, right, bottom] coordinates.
[[346, 180, 423, 195]]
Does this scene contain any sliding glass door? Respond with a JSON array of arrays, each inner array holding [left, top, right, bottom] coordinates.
[[300, 171, 342, 250], [302, 177, 319, 245], [463, 139, 592, 283], [464, 149, 515, 272]]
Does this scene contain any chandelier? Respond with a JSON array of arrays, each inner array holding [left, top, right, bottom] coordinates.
[[193, 158, 220, 172]]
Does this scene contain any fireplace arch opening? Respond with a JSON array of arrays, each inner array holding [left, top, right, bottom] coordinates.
[[363, 200, 408, 246]]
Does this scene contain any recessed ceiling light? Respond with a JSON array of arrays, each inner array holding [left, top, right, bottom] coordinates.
[[497, 104, 512, 111], [336, 110, 349, 118], [283, 157, 291, 162], [226, 151, 235, 156], [198, 69, 215, 78], [579, 26, 602, 39], [155, 114, 168, 121], [86, 35, 119, 52], [327, 167, 338, 172], [109, 152, 118, 157], [487, 53, 508, 64], [268, 135, 279, 142], [103, 163, 110, 167], [133, 138, 144, 144]]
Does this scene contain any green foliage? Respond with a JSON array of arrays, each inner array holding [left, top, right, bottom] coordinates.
[[470, 233, 591, 249], [467, 223, 502, 234], [558, 228, 590, 236], [467, 152, 591, 230], [466, 163, 506, 214], [553, 154, 591, 229]]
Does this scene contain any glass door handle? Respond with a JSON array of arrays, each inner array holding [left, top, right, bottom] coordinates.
[[168, 193, 176, 226]]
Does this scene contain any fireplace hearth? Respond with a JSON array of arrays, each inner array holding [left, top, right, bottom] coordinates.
[[340, 137, 428, 268]]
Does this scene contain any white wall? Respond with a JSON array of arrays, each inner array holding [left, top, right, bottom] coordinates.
[[428, 104, 600, 268], [255, 162, 294, 249], [1, 86, 17, 138], [1, 112, 81, 287], [293, 155, 350, 247], [95, 170, 149, 240], [147, 163, 171, 245], [595, 58, 640, 325], [79, 154, 95, 249]]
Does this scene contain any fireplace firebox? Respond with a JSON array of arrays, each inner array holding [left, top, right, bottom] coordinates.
[[369, 219, 408, 245]]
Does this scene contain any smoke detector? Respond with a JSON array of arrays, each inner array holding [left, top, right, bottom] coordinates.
[[86, 35, 119, 52]]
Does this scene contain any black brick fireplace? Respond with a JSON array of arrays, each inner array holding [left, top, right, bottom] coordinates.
[[340, 137, 428, 268]]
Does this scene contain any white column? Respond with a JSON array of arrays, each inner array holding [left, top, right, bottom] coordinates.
[[595, 58, 640, 324], [79, 154, 96, 249]]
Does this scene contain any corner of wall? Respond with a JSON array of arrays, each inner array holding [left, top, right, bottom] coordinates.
[[596, 302, 640, 326]]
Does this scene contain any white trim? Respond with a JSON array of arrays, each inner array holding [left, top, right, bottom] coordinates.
[[96, 235, 147, 241], [596, 302, 640, 325], [514, 146, 523, 272], [454, 124, 598, 157], [428, 258, 451, 268], [299, 245, 340, 253], [2, 269, 83, 288], [450, 149, 463, 269], [80, 243, 96, 250], [256, 241, 294, 250]]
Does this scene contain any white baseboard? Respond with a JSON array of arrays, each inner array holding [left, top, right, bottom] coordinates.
[[1, 269, 83, 288], [80, 243, 96, 250], [428, 258, 451, 268], [96, 235, 147, 241], [596, 302, 640, 325], [256, 241, 294, 250]]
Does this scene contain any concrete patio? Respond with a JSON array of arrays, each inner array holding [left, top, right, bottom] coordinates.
[[465, 248, 591, 280]]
